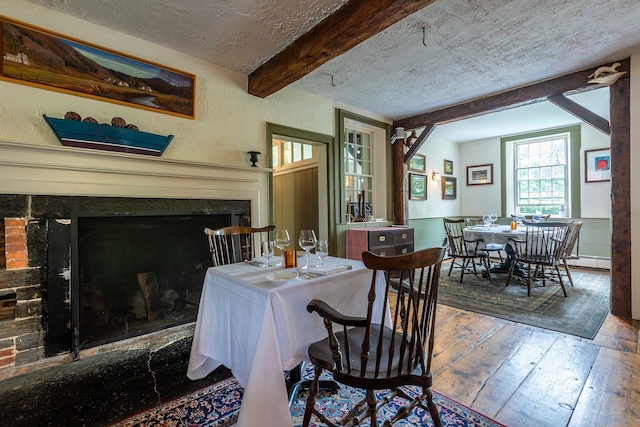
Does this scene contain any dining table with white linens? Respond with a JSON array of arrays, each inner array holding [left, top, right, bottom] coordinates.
[[463, 224, 526, 247], [187, 255, 389, 427]]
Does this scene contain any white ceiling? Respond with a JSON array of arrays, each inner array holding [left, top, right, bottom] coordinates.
[[25, 0, 635, 142]]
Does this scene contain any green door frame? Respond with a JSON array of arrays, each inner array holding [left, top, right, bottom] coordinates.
[[265, 123, 335, 250]]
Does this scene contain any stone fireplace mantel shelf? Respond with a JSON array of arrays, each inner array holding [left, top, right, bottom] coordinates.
[[0, 140, 269, 200]]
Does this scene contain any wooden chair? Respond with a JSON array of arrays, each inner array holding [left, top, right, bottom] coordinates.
[[558, 221, 583, 287], [506, 221, 572, 296], [443, 218, 493, 283], [302, 247, 446, 427], [204, 225, 275, 266]]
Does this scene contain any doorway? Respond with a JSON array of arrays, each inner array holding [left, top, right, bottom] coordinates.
[[266, 123, 334, 251]]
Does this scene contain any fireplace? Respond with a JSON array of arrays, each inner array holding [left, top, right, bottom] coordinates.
[[0, 194, 251, 362], [70, 212, 229, 352]]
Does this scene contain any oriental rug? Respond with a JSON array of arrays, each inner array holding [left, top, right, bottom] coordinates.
[[437, 263, 609, 339], [112, 370, 504, 427]]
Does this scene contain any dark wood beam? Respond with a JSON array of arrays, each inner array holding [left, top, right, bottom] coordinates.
[[403, 124, 434, 164], [248, 0, 436, 98], [394, 58, 630, 130], [609, 74, 631, 317], [392, 136, 406, 225], [547, 94, 610, 135]]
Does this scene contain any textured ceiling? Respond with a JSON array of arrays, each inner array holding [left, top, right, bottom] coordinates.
[[24, 0, 640, 140]]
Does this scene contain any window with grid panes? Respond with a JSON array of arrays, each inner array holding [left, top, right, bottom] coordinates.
[[515, 134, 568, 215], [344, 127, 372, 218]]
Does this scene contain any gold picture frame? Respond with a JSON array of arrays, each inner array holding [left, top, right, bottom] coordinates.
[[408, 154, 426, 173], [1, 16, 195, 119]]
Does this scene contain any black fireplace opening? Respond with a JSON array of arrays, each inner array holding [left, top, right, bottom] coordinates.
[[71, 212, 230, 350]]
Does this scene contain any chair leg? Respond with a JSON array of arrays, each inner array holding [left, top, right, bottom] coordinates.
[[527, 264, 532, 297], [366, 389, 377, 426], [563, 260, 575, 287], [483, 257, 493, 284], [556, 266, 568, 297], [448, 256, 456, 277], [426, 388, 443, 427], [302, 365, 323, 427]]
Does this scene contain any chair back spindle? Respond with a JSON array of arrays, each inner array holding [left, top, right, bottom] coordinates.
[[204, 225, 275, 266]]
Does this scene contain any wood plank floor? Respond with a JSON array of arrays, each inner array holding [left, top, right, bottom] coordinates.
[[428, 292, 640, 426]]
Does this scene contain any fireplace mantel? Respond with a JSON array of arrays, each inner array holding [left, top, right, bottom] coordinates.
[[0, 140, 269, 203]]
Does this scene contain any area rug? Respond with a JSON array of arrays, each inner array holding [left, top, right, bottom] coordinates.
[[437, 264, 610, 339], [112, 370, 504, 427]]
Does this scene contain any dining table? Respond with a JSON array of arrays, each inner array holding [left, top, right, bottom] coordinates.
[[186, 255, 389, 427], [463, 224, 526, 246]]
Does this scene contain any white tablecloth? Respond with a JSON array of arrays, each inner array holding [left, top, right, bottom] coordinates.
[[187, 256, 389, 427], [464, 225, 525, 246]]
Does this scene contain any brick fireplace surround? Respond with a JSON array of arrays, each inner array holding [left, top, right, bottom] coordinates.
[[0, 140, 266, 382]]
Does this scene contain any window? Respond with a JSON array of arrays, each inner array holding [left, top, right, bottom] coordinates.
[[514, 134, 568, 216], [344, 127, 373, 217], [272, 139, 314, 170]]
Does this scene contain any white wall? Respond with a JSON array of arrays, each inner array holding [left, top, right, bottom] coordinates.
[[408, 135, 459, 219], [459, 137, 502, 217], [0, 0, 338, 169], [580, 125, 611, 218]]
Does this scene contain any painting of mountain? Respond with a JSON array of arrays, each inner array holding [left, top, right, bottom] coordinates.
[[1, 17, 195, 118]]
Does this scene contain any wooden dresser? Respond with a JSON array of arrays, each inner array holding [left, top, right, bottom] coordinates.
[[346, 226, 414, 260]]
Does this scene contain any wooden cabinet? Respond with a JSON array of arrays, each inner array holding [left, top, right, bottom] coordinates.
[[346, 226, 414, 260]]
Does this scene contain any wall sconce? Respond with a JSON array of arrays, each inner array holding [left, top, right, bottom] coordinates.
[[247, 151, 261, 167], [432, 171, 441, 181]]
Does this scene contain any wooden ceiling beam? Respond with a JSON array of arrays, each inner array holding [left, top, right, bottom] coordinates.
[[547, 94, 610, 135], [393, 58, 630, 131], [248, 0, 436, 98]]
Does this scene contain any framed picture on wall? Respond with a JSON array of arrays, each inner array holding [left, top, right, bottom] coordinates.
[[1, 16, 196, 119], [409, 173, 427, 200], [585, 148, 611, 182], [442, 176, 457, 200], [444, 159, 454, 175], [408, 154, 426, 173], [467, 164, 493, 185]]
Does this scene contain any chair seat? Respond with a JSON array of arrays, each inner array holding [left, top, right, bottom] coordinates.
[[308, 324, 430, 389]]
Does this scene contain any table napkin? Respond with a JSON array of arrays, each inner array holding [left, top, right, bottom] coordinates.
[[309, 265, 349, 275]]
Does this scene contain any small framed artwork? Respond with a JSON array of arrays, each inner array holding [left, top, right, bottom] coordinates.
[[442, 176, 457, 200], [409, 173, 427, 200], [467, 164, 493, 185], [408, 154, 426, 173], [444, 159, 454, 175], [585, 148, 611, 182]]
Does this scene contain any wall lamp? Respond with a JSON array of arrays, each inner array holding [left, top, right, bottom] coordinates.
[[432, 171, 441, 181]]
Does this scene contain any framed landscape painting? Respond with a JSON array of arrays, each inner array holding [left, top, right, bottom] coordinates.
[[409, 154, 426, 173], [442, 176, 456, 200], [467, 164, 493, 185], [1, 16, 195, 119], [585, 148, 611, 182], [444, 159, 453, 175], [409, 173, 427, 200]]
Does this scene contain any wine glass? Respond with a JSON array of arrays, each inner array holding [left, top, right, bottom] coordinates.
[[532, 214, 542, 223], [482, 214, 491, 230], [298, 230, 318, 273], [262, 240, 274, 267], [274, 230, 290, 256], [490, 213, 498, 227], [316, 239, 328, 266], [516, 215, 525, 226]]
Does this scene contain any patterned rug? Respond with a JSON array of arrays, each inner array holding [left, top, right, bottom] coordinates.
[[438, 262, 610, 339], [112, 370, 504, 427]]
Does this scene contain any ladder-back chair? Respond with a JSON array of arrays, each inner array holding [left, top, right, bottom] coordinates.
[[204, 225, 275, 266], [302, 247, 446, 427], [506, 221, 572, 296]]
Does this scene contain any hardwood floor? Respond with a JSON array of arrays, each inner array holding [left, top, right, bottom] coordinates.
[[430, 302, 640, 426]]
